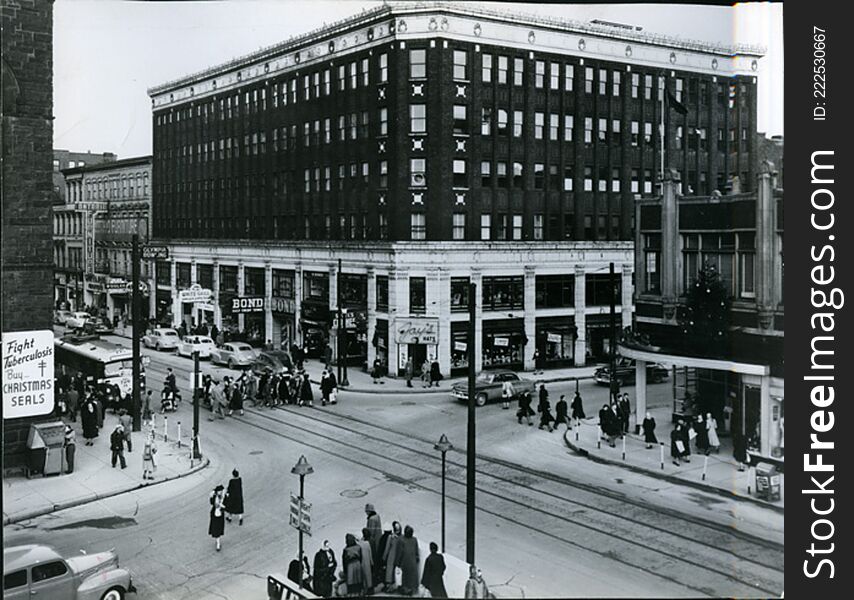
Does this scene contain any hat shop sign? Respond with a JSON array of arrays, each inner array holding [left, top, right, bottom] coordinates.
[[395, 318, 439, 345], [2, 330, 55, 419]]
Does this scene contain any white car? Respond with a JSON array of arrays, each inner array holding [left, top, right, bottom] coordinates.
[[177, 335, 216, 359], [211, 342, 256, 369], [142, 328, 180, 351], [53, 309, 73, 325], [65, 311, 91, 329]]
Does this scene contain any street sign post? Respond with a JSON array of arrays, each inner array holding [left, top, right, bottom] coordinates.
[[141, 245, 169, 260], [288, 493, 312, 535]]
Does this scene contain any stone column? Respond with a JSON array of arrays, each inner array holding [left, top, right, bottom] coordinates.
[[435, 267, 452, 375], [661, 171, 680, 323], [366, 267, 377, 369], [387, 268, 408, 376], [760, 374, 771, 458], [523, 265, 536, 371], [471, 268, 483, 373], [756, 163, 778, 329], [574, 265, 586, 366], [328, 262, 339, 362], [264, 261, 273, 345], [236, 261, 245, 332], [293, 263, 303, 345], [212, 260, 222, 328], [634, 359, 647, 434], [170, 259, 180, 327], [621, 263, 633, 328], [190, 260, 198, 284]]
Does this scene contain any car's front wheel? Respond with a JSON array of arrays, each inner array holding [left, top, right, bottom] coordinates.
[[228, 358, 235, 369], [476, 393, 488, 407], [100, 587, 125, 600]]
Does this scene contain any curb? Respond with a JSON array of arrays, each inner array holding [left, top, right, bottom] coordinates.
[[314, 373, 598, 395], [3, 456, 211, 526], [562, 429, 785, 514]]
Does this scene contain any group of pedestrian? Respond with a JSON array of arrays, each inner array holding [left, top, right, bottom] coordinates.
[[416, 359, 443, 388], [207, 469, 245, 551], [598, 393, 632, 447]]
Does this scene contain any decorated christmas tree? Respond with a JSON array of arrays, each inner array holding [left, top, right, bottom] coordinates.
[[679, 262, 731, 356]]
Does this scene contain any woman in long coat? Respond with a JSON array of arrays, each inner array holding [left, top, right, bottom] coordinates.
[[554, 395, 569, 431], [313, 541, 337, 598], [706, 413, 721, 453], [421, 542, 448, 598], [571, 391, 586, 422], [228, 383, 244, 416], [209, 485, 226, 551], [670, 424, 684, 466], [398, 525, 420, 596], [642, 412, 658, 449], [81, 398, 99, 445], [300, 373, 314, 407], [694, 415, 709, 454], [224, 469, 244, 525], [382, 521, 403, 590], [342, 533, 363, 596]]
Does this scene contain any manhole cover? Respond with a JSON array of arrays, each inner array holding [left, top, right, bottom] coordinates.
[[249, 450, 264, 455], [614, 478, 624, 484], [340, 489, 368, 498], [400, 401, 416, 406]]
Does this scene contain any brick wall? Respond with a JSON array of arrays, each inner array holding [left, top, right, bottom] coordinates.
[[2, 0, 55, 469]]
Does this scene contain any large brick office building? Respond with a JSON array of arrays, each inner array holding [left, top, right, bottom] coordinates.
[[148, 2, 762, 376]]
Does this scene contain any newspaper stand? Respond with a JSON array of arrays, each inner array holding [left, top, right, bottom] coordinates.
[[26, 422, 66, 477], [754, 461, 781, 501]]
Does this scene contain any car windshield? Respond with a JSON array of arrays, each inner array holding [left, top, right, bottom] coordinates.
[[234, 344, 252, 352], [163, 331, 178, 337], [199, 337, 213, 344], [476, 373, 492, 382]]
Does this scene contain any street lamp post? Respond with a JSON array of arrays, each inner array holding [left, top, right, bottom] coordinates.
[[434, 434, 453, 553], [291, 455, 314, 589]]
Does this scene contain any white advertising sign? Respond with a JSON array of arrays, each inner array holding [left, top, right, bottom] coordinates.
[[179, 284, 213, 304], [2, 330, 55, 419], [547, 332, 562, 344], [395, 318, 439, 345]]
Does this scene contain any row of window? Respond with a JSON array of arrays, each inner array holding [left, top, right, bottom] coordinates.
[[53, 246, 83, 271], [66, 172, 150, 203], [54, 212, 84, 236]]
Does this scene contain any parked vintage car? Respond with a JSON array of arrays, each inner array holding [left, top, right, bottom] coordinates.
[[211, 342, 256, 369], [142, 328, 180, 351], [451, 370, 536, 407], [53, 309, 73, 325], [65, 311, 92, 330], [593, 357, 670, 386], [3, 544, 136, 600], [250, 350, 293, 378], [88, 316, 115, 335], [177, 335, 217, 359]]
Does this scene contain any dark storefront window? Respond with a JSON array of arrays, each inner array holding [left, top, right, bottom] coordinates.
[[376, 275, 389, 312], [451, 277, 470, 312], [220, 266, 238, 293], [410, 277, 426, 314], [482, 319, 525, 370], [340, 273, 367, 307], [585, 274, 622, 306], [451, 321, 470, 375], [219, 265, 239, 332], [644, 234, 661, 294], [155, 261, 171, 286], [176, 262, 191, 289], [197, 264, 214, 290], [535, 275, 575, 308], [482, 276, 524, 311], [303, 271, 329, 301], [245, 267, 266, 296], [374, 319, 388, 368], [272, 269, 295, 298], [536, 318, 576, 366]]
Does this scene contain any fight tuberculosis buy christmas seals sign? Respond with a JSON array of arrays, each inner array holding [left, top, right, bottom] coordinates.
[[2, 330, 55, 419]]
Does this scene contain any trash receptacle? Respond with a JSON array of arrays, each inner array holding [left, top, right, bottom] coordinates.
[[26, 422, 67, 477], [755, 462, 781, 501]]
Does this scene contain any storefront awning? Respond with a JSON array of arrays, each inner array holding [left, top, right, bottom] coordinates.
[[618, 344, 769, 376]]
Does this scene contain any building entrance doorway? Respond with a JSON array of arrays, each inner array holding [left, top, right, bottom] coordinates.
[[409, 343, 427, 372]]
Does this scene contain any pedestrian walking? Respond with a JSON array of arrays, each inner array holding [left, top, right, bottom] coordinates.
[[278, 373, 290, 406], [110, 425, 127, 469], [365, 503, 383, 559], [143, 390, 153, 424], [343, 533, 364, 596], [81, 398, 99, 445], [538, 397, 555, 432], [63, 424, 76, 474], [398, 525, 420, 596], [119, 409, 133, 452], [92, 391, 104, 429], [372, 358, 384, 384], [642, 412, 658, 448], [382, 521, 403, 592], [66, 386, 79, 421], [142, 430, 157, 480], [209, 484, 226, 551], [421, 360, 431, 388], [570, 391, 585, 425], [313, 540, 338, 598], [464, 566, 491, 599], [516, 391, 534, 426], [671, 423, 685, 466], [533, 349, 544, 375], [421, 542, 448, 598], [619, 394, 631, 434], [328, 369, 339, 405], [430, 360, 442, 388], [554, 395, 570, 431], [320, 368, 333, 406], [358, 528, 374, 593], [299, 372, 314, 407], [680, 419, 693, 462], [500, 379, 514, 410], [210, 380, 227, 420], [224, 469, 245, 525], [732, 430, 748, 471], [404, 358, 414, 388], [706, 412, 721, 453], [165, 367, 177, 395], [694, 415, 710, 454], [246, 371, 258, 405], [228, 381, 244, 416]]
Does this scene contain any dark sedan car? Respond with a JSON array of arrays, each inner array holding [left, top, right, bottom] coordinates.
[[250, 350, 294, 377], [594, 357, 669, 386]]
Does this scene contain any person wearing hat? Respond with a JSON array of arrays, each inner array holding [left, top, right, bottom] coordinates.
[[63, 424, 76, 474], [365, 503, 383, 560], [118, 409, 133, 452], [224, 469, 244, 526], [142, 429, 157, 480], [110, 424, 127, 469], [209, 484, 226, 551]]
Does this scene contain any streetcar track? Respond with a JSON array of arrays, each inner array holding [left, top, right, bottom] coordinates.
[[266, 403, 784, 560], [235, 407, 781, 597]]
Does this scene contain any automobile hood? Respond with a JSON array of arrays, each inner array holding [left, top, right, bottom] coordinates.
[[66, 551, 119, 577]]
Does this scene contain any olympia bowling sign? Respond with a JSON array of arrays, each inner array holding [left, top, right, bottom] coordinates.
[[2, 330, 55, 419]]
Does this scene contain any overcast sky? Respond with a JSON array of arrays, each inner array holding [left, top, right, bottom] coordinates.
[[53, 1, 783, 159]]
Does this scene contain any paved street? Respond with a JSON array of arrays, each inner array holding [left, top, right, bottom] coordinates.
[[5, 334, 784, 598]]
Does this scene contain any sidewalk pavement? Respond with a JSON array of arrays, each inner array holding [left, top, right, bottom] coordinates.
[[3, 410, 209, 525], [564, 404, 784, 512]]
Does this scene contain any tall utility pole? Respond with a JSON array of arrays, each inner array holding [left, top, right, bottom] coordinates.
[[131, 234, 142, 432], [609, 262, 619, 405], [193, 350, 201, 459], [466, 282, 477, 565], [337, 258, 349, 387]]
